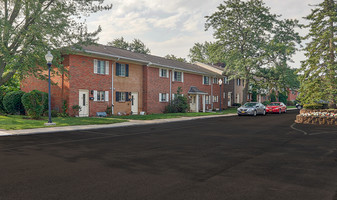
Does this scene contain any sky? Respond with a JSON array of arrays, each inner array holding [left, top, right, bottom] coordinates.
[[86, 0, 322, 68]]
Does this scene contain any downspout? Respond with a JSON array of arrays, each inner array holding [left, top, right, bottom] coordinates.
[[112, 57, 120, 115], [170, 70, 172, 102], [211, 77, 213, 110]]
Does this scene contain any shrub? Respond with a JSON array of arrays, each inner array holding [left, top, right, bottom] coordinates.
[[3, 91, 25, 115], [262, 101, 271, 106], [232, 103, 241, 107], [0, 89, 6, 113], [72, 104, 81, 116], [106, 106, 113, 116], [278, 93, 288, 104], [303, 103, 323, 110], [164, 87, 189, 113], [43, 110, 59, 118], [21, 90, 47, 119], [287, 101, 295, 106]]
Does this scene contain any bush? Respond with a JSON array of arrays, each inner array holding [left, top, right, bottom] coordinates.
[[303, 103, 323, 110], [3, 91, 25, 115], [106, 106, 113, 116], [164, 95, 189, 113], [262, 101, 271, 106], [278, 93, 288, 105], [72, 104, 81, 116], [287, 101, 295, 106], [0, 89, 6, 113], [232, 103, 241, 107], [21, 90, 48, 119], [43, 110, 59, 118]]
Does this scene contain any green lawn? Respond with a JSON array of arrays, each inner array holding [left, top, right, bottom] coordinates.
[[111, 108, 237, 120], [0, 115, 128, 130]]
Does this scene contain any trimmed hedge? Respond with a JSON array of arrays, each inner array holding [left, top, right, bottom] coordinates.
[[303, 103, 323, 110], [21, 90, 48, 119], [3, 91, 25, 115]]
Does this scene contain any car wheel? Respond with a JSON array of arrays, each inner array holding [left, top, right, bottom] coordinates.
[[253, 110, 257, 116], [238, 114, 241, 116], [263, 110, 266, 116], [279, 109, 281, 114]]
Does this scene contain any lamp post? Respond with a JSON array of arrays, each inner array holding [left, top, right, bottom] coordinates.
[[218, 78, 223, 111], [44, 51, 55, 125]]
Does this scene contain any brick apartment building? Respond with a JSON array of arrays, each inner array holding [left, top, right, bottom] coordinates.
[[21, 44, 234, 116]]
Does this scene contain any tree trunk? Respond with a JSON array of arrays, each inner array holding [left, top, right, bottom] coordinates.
[[242, 78, 249, 104]]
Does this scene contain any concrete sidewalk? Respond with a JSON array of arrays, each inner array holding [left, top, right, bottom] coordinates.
[[0, 113, 238, 136]]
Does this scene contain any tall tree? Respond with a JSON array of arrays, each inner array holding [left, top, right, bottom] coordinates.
[[188, 41, 220, 64], [107, 38, 151, 54], [205, 0, 300, 104], [0, 0, 112, 86], [106, 37, 129, 50], [165, 54, 187, 63], [298, 0, 337, 108]]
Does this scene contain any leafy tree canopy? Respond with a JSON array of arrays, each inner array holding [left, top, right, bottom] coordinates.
[[297, 0, 337, 108], [165, 54, 187, 63], [197, 0, 301, 104], [107, 37, 151, 54], [0, 0, 112, 86]]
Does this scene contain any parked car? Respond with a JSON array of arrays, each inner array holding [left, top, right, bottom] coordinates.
[[266, 102, 287, 114], [296, 103, 303, 109], [237, 102, 266, 116]]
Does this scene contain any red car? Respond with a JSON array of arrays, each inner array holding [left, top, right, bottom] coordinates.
[[266, 102, 287, 114]]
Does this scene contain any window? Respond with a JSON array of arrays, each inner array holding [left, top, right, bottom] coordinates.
[[94, 59, 109, 75], [224, 76, 229, 84], [116, 63, 129, 77], [116, 92, 130, 102], [203, 76, 210, 85], [213, 96, 218, 102], [173, 71, 183, 82], [237, 79, 241, 86], [159, 68, 168, 78], [213, 77, 218, 84], [206, 96, 210, 104], [242, 79, 245, 86], [159, 93, 169, 102], [93, 90, 109, 102]]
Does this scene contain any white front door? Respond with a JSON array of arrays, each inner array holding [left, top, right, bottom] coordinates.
[[79, 90, 89, 117], [190, 95, 197, 112], [131, 92, 138, 114]]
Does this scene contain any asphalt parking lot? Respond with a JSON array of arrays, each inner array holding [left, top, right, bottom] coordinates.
[[0, 110, 337, 200]]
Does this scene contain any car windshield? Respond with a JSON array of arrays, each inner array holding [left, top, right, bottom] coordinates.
[[243, 103, 257, 108], [269, 103, 280, 106]]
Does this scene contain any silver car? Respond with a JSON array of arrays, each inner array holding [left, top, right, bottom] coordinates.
[[237, 102, 266, 116]]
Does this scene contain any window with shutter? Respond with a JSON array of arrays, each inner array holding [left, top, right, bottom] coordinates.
[[105, 61, 109, 75], [94, 59, 98, 74], [93, 90, 97, 101], [105, 91, 109, 102]]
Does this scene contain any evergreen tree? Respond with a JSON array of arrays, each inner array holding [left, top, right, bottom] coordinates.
[[298, 0, 337, 108]]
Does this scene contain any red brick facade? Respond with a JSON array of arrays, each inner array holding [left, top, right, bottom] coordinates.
[[22, 53, 229, 116]]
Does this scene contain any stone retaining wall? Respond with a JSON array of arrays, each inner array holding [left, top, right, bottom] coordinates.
[[295, 109, 337, 126]]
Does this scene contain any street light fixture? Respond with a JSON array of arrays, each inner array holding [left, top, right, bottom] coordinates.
[[218, 78, 223, 111], [44, 51, 56, 126]]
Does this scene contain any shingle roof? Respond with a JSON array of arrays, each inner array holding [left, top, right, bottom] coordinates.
[[188, 86, 208, 95], [77, 44, 220, 76]]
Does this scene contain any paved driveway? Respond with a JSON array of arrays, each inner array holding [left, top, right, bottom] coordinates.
[[0, 110, 337, 200]]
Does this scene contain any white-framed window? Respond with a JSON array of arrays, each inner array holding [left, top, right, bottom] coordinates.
[[159, 93, 169, 102], [94, 59, 109, 75], [116, 63, 129, 77], [224, 76, 229, 84], [205, 95, 210, 104], [213, 96, 218, 102], [213, 77, 218, 84], [203, 76, 210, 85], [173, 71, 183, 82], [237, 79, 241, 86], [93, 90, 109, 102], [159, 68, 169, 78]]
